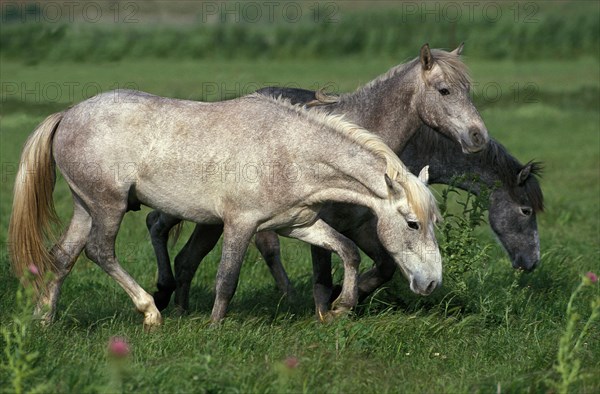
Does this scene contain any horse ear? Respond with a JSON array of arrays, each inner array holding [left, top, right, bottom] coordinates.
[[385, 173, 394, 189], [418, 165, 430, 184], [451, 42, 465, 56], [517, 164, 532, 185], [420, 43, 433, 71], [385, 173, 403, 196]]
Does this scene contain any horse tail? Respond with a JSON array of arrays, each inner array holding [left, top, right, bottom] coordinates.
[[8, 112, 64, 293], [169, 222, 185, 247]]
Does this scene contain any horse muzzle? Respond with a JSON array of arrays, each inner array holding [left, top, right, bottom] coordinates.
[[460, 126, 489, 153], [512, 254, 539, 273], [409, 274, 442, 296]]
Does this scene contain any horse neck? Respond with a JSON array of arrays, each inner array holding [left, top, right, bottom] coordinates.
[[329, 65, 422, 152], [400, 129, 506, 195], [308, 142, 389, 209]]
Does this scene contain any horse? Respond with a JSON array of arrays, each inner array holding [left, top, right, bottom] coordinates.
[[145, 43, 493, 312], [8, 90, 442, 327]]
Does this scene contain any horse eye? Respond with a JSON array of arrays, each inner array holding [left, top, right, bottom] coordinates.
[[407, 221, 420, 230], [438, 88, 450, 96], [520, 207, 533, 216]]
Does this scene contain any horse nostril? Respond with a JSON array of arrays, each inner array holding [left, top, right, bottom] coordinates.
[[426, 280, 437, 294], [469, 127, 483, 146]]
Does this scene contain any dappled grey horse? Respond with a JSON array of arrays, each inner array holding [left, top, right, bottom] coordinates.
[[8, 90, 442, 327], [146, 43, 494, 311]]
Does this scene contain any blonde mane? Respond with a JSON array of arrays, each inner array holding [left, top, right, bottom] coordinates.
[[359, 48, 471, 93], [428, 49, 472, 88], [253, 94, 440, 229]]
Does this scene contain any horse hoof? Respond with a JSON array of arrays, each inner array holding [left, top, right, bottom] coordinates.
[[317, 310, 335, 324], [282, 286, 297, 303], [332, 306, 352, 316], [331, 295, 354, 312], [143, 312, 163, 332], [144, 323, 161, 333], [173, 305, 189, 317], [209, 320, 224, 329], [208, 314, 227, 328], [317, 307, 351, 323]]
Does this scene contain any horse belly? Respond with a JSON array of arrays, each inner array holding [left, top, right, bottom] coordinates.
[[133, 175, 222, 223], [255, 205, 320, 232]]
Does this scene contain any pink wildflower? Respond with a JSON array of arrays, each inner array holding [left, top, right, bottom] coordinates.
[[585, 272, 598, 284], [283, 356, 299, 369], [28, 264, 39, 276], [108, 337, 130, 358]]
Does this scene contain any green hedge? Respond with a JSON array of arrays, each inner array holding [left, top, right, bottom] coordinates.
[[1, 2, 598, 63]]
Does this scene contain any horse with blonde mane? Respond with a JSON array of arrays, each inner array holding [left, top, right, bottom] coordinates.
[[8, 90, 441, 327]]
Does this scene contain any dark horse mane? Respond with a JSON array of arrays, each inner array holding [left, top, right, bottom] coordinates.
[[413, 125, 544, 213]]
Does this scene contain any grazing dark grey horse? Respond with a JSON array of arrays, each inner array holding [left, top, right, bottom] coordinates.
[[401, 126, 544, 270], [307, 121, 544, 302], [9, 90, 442, 327], [147, 43, 495, 312]]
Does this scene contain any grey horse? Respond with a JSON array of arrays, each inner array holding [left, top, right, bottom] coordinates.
[[8, 91, 442, 327]]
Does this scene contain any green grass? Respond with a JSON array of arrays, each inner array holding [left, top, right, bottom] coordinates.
[[1, 54, 599, 393]]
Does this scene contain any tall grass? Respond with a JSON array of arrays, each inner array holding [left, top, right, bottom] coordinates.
[[1, 186, 598, 392]]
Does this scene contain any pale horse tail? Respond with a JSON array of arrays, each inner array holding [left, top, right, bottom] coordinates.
[[8, 112, 64, 294]]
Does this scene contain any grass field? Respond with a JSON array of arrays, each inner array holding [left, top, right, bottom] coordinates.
[[1, 53, 599, 392]]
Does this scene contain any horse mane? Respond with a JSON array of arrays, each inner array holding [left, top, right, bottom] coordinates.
[[488, 148, 544, 213], [356, 48, 471, 95], [428, 49, 472, 88], [251, 93, 440, 229], [413, 126, 544, 213]]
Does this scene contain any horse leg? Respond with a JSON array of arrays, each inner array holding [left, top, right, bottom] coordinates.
[[173, 223, 224, 312], [254, 231, 294, 297], [85, 205, 161, 329], [36, 196, 91, 324], [280, 219, 360, 321], [335, 218, 396, 302], [210, 221, 255, 323], [310, 246, 333, 319], [146, 211, 181, 311], [356, 256, 396, 302]]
